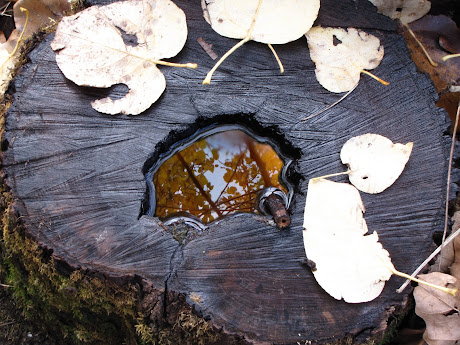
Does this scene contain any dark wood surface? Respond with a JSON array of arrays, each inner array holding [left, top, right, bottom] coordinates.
[[1, 0, 449, 343]]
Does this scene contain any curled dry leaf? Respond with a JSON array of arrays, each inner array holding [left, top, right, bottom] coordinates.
[[51, 0, 190, 115], [340, 133, 413, 194], [202, 0, 320, 44], [14, 0, 70, 38], [414, 211, 460, 345], [306, 27, 386, 93], [414, 272, 460, 345], [367, 0, 431, 25], [1, 0, 69, 95], [303, 179, 394, 303]]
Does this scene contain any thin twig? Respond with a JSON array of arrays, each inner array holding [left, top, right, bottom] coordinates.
[[439, 101, 460, 269], [0, 283, 13, 288], [396, 227, 460, 293], [397, 102, 460, 292], [0, 321, 16, 327], [302, 84, 358, 121]]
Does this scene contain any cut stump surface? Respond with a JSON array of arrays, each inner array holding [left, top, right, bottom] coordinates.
[[1, 0, 450, 343]]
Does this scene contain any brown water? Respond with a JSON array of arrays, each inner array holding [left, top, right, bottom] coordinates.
[[153, 129, 286, 224]]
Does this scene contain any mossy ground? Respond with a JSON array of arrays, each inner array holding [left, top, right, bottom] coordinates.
[[0, 182, 221, 345]]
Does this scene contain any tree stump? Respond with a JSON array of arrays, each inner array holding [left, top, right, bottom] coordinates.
[[0, 0, 451, 343]]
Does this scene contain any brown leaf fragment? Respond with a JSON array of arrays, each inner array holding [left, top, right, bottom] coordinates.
[[414, 272, 460, 345], [13, 0, 70, 35], [403, 15, 460, 124], [197, 37, 218, 60], [404, 15, 460, 92]]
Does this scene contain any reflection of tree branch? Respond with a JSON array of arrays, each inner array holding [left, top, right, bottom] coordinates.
[[215, 152, 245, 204], [244, 137, 272, 187], [176, 152, 223, 217], [215, 189, 260, 207]]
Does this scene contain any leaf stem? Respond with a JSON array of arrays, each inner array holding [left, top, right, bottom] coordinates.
[[203, 37, 250, 84], [360, 69, 389, 86], [302, 83, 358, 121], [203, 0, 263, 84], [267, 44, 284, 73], [442, 53, 460, 62], [311, 170, 351, 181], [403, 22, 438, 67], [152, 60, 197, 69], [397, 227, 460, 293], [8, 7, 29, 57], [391, 267, 458, 297]]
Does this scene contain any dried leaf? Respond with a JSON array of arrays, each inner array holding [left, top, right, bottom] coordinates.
[[303, 179, 394, 303], [414, 272, 460, 345], [51, 0, 190, 115], [306, 27, 385, 93], [14, 0, 70, 36], [340, 133, 413, 194], [402, 15, 460, 124], [368, 0, 431, 24], [202, 0, 320, 44], [1, 0, 69, 95]]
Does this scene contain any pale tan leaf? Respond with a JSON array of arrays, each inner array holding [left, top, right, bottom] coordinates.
[[414, 272, 460, 344], [303, 179, 394, 303], [306, 27, 385, 92], [368, 0, 431, 25], [202, 0, 320, 45], [340, 133, 413, 194], [303, 178, 368, 235], [51, 0, 188, 115]]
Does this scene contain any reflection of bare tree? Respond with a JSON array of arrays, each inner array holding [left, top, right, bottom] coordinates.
[[154, 130, 285, 224]]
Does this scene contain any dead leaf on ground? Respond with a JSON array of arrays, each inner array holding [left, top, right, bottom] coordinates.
[[303, 179, 394, 303], [1, 0, 70, 95], [368, 0, 431, 24], [51, 0, 194, 115], [414, 210, 460, 345], [305, 27, 386, 93], [402, 15, 460, 125], [340, 133, 413, 194], [414, 272, 460, 345]]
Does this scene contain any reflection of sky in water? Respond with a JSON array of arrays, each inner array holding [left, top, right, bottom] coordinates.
[[203, 131, 254, 201]]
